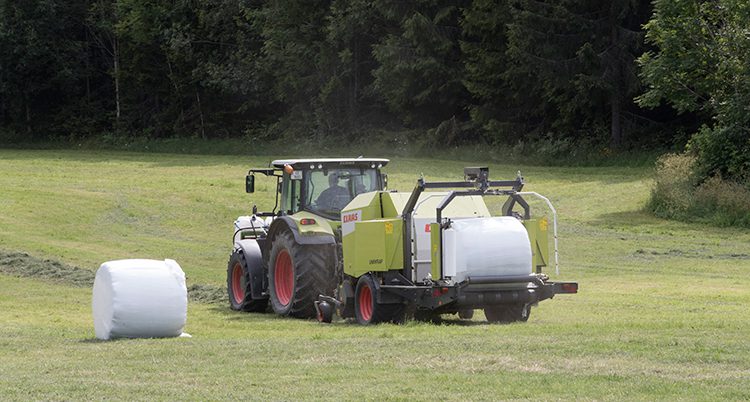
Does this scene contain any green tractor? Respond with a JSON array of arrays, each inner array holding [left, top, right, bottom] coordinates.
[[228, 158, 388, 317], [228, 158, 577, 324]]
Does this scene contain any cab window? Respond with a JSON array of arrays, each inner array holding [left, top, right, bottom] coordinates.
[[281, 172, 302, 214], [304, 168, 379, 217]]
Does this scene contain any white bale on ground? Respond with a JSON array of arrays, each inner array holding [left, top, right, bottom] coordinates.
[[92, 259, 187, 340]]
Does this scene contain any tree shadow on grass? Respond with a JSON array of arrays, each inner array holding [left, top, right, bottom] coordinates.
[[1, 148, 655, 176]]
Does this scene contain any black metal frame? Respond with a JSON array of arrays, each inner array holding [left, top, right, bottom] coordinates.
[[248, 168, 283, 217], [249, 168, 282, 177], [377, 273, 565, 312], [400, 173, 525, 280]]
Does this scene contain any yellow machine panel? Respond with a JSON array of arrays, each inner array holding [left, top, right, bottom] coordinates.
[[523, 218, 549, 273], [345, 219, 403, 277]]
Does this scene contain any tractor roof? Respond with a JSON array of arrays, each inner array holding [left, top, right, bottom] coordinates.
[[271, 158, 389, 169]]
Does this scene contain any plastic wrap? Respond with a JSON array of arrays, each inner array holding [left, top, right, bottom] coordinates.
[[92, 259, 187, 340], [443, 217, 532, 283]]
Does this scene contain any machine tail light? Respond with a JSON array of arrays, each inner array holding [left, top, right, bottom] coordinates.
[[560, 283, 578, 293], [299, 218, 316, 225]]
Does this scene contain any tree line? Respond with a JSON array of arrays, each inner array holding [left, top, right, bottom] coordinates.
[[0, 0, 747, 183]]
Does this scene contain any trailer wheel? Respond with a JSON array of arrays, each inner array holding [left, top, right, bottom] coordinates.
[[484, 306, 505, 323], [268, 230, 336, 318], [227, 249, 268, 312], [354, 274, 404, 325], [458, 309, 474, 320], [512, 304, 531, 322], [484, 304, 531, 323]]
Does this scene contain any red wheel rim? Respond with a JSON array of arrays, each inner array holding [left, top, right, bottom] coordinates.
[[358, 282, 373, 322], [231, 263, 245, 304], [274, 249, 293, 306]]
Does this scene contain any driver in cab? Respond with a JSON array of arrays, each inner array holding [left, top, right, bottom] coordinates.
[[316, 172, 350, 212]]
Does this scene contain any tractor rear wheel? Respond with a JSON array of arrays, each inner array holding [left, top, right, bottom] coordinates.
[[227, 249, 268, 312], [354, 274, 404, 325], [268, 230, 336, 318]]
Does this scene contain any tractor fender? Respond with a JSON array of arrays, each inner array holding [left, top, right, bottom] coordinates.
[[234, 239, 267, 300], [267, 216, 336, 245]]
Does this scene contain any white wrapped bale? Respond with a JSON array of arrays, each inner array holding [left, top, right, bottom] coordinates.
[[92, 259, 187, 340], [443, 217, 532, 283]]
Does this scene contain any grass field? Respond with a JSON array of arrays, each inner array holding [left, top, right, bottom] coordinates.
[[1, 149, 749, 400]]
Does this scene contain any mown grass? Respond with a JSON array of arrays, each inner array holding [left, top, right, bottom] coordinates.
[[0, 149, 749, 400]]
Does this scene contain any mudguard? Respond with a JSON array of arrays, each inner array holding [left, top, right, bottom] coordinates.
[[234, 239, 267, 300], [267, 216, 336, 245]]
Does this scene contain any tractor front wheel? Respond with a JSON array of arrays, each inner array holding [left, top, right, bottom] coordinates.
[[354, 274, 404, 325], [268, 230, 336, 318], [227, 249, 268, 312]]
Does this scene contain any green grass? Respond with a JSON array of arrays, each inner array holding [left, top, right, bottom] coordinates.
[[1, 149, 749, 400]]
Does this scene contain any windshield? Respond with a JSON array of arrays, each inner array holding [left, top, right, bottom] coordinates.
[[304, 168, 380, 217]]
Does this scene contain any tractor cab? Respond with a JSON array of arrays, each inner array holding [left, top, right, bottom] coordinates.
[[246, 158, 389, 220]]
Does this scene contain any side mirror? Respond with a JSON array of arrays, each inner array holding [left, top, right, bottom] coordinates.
[[382, 174, 388, 190], [245, 175, 255, 193]]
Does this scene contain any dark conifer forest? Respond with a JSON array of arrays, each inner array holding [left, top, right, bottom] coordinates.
[[1, 1, 748, 188]]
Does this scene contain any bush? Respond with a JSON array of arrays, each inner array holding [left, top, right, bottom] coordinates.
[[689, 125, 750, 181], [649, 153, 698, 219], [649, 153, 750, 227], [693, 176, 750, 227]]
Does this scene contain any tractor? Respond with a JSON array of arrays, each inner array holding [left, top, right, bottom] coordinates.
[[228, 158, 577, 324]]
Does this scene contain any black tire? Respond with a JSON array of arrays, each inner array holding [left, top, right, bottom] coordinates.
[[316, 301, 334, 323], [268, 230, 336, 318], [458, 309, 474, 320], [354, 274, 404, 325], [227, 249, 268, 312], [513, 304, 531, 322], [484, 304, 531, 323], [484, 306, 505, 323]]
